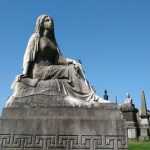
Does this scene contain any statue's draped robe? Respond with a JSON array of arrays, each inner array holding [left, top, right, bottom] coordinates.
[[22, 33, 97, 101]]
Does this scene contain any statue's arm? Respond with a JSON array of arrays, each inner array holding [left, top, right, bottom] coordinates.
[[57, 55, 69, 65], [57, 55, 78, 65]]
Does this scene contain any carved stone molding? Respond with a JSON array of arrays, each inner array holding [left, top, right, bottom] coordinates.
[[0, 134, 128, 150]]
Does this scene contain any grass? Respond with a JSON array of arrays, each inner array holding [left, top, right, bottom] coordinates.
[[129, 141, 150, 150]]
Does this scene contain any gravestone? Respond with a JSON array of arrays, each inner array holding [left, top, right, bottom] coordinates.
[[120, 93, 139, 141]]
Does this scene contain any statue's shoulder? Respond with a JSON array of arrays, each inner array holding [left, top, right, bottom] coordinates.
[[28, 33, 39, 44]]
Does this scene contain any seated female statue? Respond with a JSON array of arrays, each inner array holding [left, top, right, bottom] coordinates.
[[19, 14, 108, 103]]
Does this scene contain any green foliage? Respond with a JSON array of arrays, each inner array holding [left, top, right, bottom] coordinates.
[[129, 141, 150, 150]]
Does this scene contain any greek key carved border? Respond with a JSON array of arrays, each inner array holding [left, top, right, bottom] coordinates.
[[0, 134, 128, 149]]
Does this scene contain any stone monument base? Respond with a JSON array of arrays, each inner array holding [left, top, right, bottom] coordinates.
[[139, 127, 150, 141], [125, 122, 139, 141], [0, 99, 128, 150]]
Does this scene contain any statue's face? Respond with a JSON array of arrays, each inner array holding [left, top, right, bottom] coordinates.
[[43, 16, 53, 30]]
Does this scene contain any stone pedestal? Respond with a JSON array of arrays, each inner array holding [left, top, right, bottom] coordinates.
[[121, 111, 139, 141], [139, 114, 150, 141], [139, 127, 150, 141], [0, 96, 128, 150]]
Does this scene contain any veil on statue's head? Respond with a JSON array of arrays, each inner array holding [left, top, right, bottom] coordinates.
[[23, 14, 62, 70], [33, 14, 62, 55], [35, 14, 54, 36]]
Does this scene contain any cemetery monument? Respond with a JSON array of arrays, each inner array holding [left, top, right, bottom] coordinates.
[[0, 14, 128, 150]]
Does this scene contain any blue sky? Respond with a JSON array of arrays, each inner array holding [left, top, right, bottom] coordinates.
[[0, 0, 150, 112]]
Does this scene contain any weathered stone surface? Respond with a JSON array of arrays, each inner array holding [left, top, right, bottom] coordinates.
[[139, 128, 150, 141], [139, 91, 150, 141], [11, 78, 63, 97], [0, 103, 128, 150], [0, 14, 128, 150], [141, 91, 148, 115], [6, 94, 104, 108], [120, 94, 139, 141]]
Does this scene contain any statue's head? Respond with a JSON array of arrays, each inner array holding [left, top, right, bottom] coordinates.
[[35, 14, 54, 36]]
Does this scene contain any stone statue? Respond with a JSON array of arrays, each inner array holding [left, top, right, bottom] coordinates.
[[1, 15, 127, 150], [6, 14, 109, 107]]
